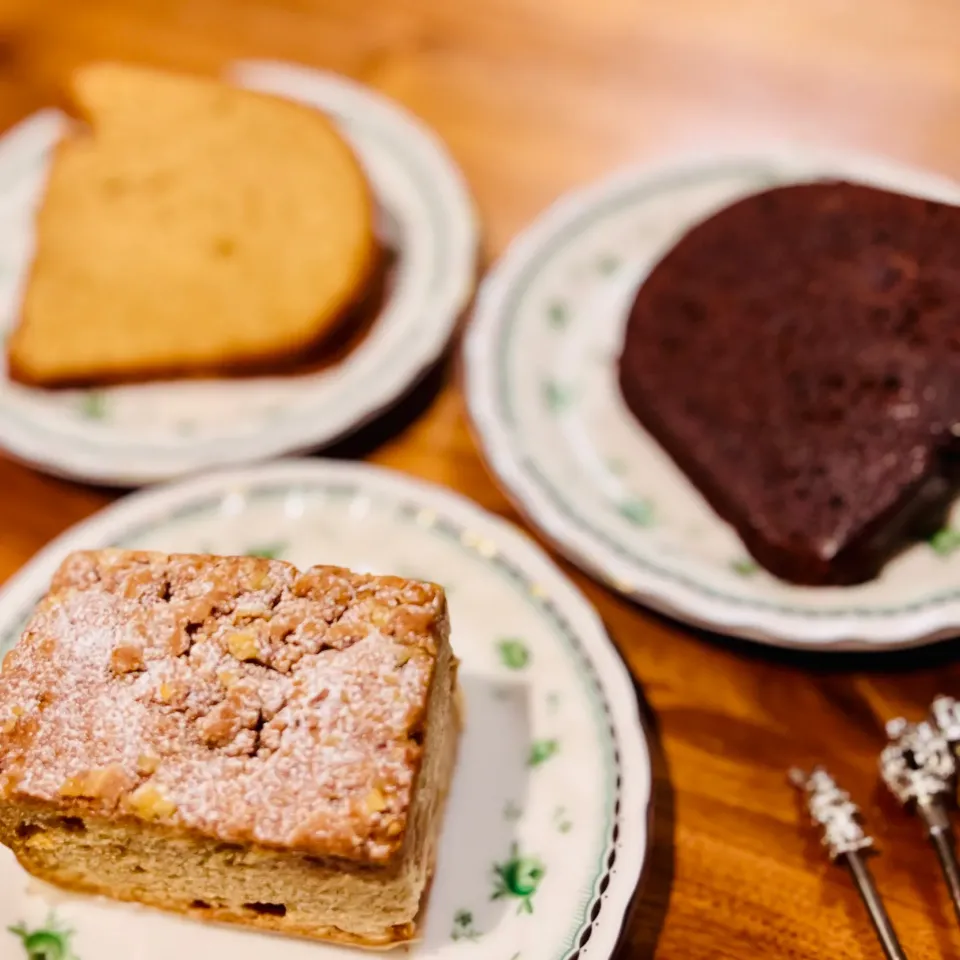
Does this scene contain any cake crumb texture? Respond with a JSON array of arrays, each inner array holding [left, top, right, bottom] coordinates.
[[0, 550, 459, 945], [618, 180, 960, 585], [7, 62, 376, 385], [0, 550, 448, 862]]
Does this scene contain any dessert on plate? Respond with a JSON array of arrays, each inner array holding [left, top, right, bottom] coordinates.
[[7, 62, 377, 386], [0, 549, 459, 946], [618, 180, 960, 585]]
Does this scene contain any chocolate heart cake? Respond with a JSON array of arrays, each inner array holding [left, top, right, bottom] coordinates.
[[617, 180, 960, 585]]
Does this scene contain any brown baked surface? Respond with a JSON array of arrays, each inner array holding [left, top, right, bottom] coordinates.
[[0, 549, 459, 945], [618, 180, 960, 585], [6, 62, 377, 387]]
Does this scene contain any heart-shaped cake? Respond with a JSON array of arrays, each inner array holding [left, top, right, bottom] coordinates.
[[618, 181, 960, 585]]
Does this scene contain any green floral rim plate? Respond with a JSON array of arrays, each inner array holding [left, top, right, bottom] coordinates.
[[0, 459, 650, 960], [0, 61, 477, 486], [464, 148, 960, 650]]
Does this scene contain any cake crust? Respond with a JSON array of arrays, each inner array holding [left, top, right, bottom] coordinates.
[[618, 180, 960, 585], [0, 550, 445, 862], [0, 550, 459, 946], [6, 63, 377, 387]]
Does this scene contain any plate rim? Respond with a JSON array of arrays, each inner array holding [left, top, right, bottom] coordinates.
[[463, 147, 960, 651], [0, 458, 652, 960], [0, 61, 478, 486]]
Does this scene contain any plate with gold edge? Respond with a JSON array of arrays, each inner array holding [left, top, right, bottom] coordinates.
[[0, 459, 650, 960]]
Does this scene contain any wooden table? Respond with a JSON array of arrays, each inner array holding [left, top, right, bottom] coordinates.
[[3, 1, 960, 956]]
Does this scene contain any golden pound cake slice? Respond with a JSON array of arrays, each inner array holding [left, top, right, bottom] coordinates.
[[7, 63, 376, 386], [0, 550, 459, 947]]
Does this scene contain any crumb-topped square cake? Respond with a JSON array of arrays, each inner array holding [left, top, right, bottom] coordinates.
[[0, 550, 459, 946]]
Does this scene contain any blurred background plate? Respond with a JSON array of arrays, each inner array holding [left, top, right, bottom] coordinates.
[[464, 150, 960, 650], [0, 61, 477, 486], [0, 458, 650, 960]]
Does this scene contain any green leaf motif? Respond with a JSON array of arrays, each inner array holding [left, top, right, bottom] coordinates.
[[542, 381, 574, 413], [246, 542, 288, 560], [618, 499, 654, 527], [528, 738, 559, 767], [606, 458, 628, 477], [492, 843, 545, 914], [503, 799, 522, 821], [451, 909, 480, 942], [554, 805, 572, 833], [597, 254, 622, 275], [547, 301, 569, 329], [497, 638, 530, 670], [8, 915, 78, 960], [929, 528, 960, 557], [730, 557, 759, 576], [78, 391, 107, 420]]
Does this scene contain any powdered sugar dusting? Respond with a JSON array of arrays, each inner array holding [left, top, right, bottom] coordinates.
[[0, 550, 448, 863]]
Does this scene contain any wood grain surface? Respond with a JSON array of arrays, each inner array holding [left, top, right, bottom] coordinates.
[[2, 1, 960, 957]]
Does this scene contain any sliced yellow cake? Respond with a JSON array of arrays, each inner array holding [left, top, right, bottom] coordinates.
[[7, 62, 376, 385]]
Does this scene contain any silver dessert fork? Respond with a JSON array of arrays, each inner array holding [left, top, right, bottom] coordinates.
[[880, 716, 960, 928], [791, 766, 908, 960]]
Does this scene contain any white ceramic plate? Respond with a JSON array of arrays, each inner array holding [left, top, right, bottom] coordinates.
[[0, 60, 477, 485], [464, 148, 960, 651], [0, 459, 650, 960]]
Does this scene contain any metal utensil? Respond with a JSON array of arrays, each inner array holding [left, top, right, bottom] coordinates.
[[790, 766, 908, 960], [931, 694, 960, 749], [880, 717, 960, 927]]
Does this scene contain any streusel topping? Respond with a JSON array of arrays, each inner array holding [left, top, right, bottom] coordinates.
[[0, 550, 448, 863]]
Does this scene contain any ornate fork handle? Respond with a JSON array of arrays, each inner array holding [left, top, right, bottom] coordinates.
[[791, 766, 908, 960], [881, 716, 960, 929]]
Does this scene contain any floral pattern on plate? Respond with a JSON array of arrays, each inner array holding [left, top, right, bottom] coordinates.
[[464, 148, 960, 650], [0, 460, 649, 960], [0, 61, 476, 485]]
